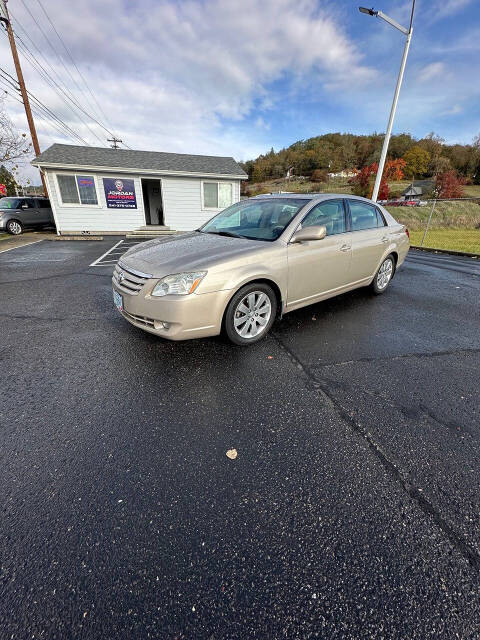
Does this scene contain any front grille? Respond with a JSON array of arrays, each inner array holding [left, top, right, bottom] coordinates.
[[113, 263, 151, 295], [122, 310, 156, 328]]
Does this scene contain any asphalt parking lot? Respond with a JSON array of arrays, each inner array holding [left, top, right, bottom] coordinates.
[[1, 238, 479, 639]]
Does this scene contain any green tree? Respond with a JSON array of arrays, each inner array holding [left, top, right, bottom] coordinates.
[[0, 165, 18, 196], [403, 146, 431, 178]]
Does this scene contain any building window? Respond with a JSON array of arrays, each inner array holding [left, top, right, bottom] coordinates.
[[57, 174, 98, 206], [203, 182, 233, 209]]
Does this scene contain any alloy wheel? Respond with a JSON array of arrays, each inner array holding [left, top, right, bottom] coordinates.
[[7, 220, 22, 235], [376, 258, 393, 290], [233, 291, 272, 339]]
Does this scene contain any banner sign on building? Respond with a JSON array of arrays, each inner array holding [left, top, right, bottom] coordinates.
[[103, 178, 137, 208]]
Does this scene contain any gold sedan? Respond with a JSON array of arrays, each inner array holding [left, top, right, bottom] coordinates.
[[112, 194, 409, 345]]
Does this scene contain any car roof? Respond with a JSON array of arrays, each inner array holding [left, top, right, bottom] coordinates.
[[251, 193, 378, 204]]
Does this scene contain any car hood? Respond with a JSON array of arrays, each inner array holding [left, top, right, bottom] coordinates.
[[119, 232, 264, 277]]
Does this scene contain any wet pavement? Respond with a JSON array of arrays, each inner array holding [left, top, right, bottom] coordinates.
[[1, 239, 479, 639]]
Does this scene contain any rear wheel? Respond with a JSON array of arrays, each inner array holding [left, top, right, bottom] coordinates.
[[371, 255, 394, 294], [224, 283, 277, 345], [6, 219, 23, 235]]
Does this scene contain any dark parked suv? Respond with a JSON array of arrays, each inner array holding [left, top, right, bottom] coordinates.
[[0, 196, 55, 235]]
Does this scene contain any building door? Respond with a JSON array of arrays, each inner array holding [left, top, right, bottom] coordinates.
[[141, 179, 164, 226]]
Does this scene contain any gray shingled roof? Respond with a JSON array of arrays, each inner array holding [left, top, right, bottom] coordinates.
[[403, 186, 423, 196], [32, 144, 247, 178]]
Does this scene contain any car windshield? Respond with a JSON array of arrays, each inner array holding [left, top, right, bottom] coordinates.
[[0, 198, 21, 209], [199, 198, 308, 241]]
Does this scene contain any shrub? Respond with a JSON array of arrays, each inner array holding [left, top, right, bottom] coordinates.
[[311, 169, 329, 183], [435, 170, 465, 198]]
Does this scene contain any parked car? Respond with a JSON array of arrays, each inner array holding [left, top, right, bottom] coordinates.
[[112, 194, 410, 345], [0, 196, 55, 235]]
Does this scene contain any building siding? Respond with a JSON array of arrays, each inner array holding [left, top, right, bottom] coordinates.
[[162, 177, 240, 231], [45, 169, 241, 234]]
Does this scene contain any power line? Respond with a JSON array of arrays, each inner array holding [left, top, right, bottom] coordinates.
[[0, 67, 89, 144], [0, 22, 104, 145], [18, 0, 103, 131], [0, 47, 89, 146], [35, 0, 113, 132], [0, 85, 60, 149], [6, 14, 101, 130], [17, 0, 131, 149], [13, 34, 105, 145]]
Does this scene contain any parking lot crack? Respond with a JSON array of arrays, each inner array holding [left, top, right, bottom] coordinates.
[[312, 347, 480, 369], [272, 330, 480, 572]]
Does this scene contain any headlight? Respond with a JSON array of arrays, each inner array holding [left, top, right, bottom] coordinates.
[[151, 271, 207, 297]]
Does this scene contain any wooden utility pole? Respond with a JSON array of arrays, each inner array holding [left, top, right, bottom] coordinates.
[[107, 137, 123, 149], [1, 0, 47, 194]]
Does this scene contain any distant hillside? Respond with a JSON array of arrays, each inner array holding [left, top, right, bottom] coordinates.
[[240, 132, 480, 185]]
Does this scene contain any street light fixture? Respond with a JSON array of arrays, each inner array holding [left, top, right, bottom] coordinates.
[[359, 1, 416, 201], [359, 7, 377, 16]]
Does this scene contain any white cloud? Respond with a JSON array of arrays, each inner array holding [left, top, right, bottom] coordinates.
[[0, 0, 374, 183], [255, 116, 271, 131], [430, 0, 472, 19], [440, 104, 463, 116], [418, 62, 446, 82]]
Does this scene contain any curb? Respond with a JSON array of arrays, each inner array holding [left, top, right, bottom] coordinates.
[[46, 236, 104, 241], [411, 245, 479, 259]]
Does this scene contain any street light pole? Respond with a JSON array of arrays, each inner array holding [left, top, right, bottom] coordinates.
[[359, 2, 416, 202]]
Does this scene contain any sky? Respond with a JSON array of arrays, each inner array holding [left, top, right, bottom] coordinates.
[[0, 0, 479, 183]]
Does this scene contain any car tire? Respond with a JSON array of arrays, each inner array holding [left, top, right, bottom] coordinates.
[[6, 219, 23, 235], [371, 255, 395, 295], [224, 283, 277, 346]]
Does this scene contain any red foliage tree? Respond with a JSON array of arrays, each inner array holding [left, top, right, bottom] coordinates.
[[378, 180, 390, 200], [435, 170, 465, 198], [384, 158, 406, 181], [349, 162, 389, 199]]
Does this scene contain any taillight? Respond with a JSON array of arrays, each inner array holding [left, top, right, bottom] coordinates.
[[405, 227, 410, 239]]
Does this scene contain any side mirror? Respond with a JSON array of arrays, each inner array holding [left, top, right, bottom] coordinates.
[[290, 225, 327, 243]]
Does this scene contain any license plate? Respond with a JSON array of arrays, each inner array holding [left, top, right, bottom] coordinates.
[[113, 289, 123, 311]]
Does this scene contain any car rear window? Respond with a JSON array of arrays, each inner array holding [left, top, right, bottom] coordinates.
[[0, 198, 21, 209]]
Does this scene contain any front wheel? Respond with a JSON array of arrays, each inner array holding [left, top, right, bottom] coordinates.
[[224, 283, 277, 345], [6, 219, 23, 235], [371, 255, 394, 295]]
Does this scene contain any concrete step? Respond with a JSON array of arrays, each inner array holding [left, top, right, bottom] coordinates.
[[137, 225, 171, 231]]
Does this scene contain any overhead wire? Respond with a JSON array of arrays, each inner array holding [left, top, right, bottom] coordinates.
[[1, 10, 132, 151], [17, 0, 130, 148], [0, 23, 102, 145], [18, 0, 105, 137], [6, 15, 105, 141], [35, 0, 114, 132], [0, 82, 70, 145], [0, 67, 89, 144], [13, 34, 105, 144]]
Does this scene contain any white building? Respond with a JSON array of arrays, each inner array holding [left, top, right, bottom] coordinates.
[[31, 144, 247, 235]]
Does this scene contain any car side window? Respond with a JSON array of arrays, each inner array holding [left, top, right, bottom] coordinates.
[[375, 207, 387, 227], [301, 200, 346, 236], [349, 201, 379, 231], [20, 199, 33, 208], [36, 199, 51, 208]]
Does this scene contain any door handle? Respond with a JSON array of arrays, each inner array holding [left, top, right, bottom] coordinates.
[[340, 244, 351, 252], [381, 236, 389, 243]]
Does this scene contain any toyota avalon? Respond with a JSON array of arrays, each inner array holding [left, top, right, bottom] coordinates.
[[112, 194, 409, 345]]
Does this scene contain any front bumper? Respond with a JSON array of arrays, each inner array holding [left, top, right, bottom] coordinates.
[[112, 265, 232, 341]]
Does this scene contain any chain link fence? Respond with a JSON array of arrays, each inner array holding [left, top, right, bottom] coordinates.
[[385, 198, 480, 255]]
